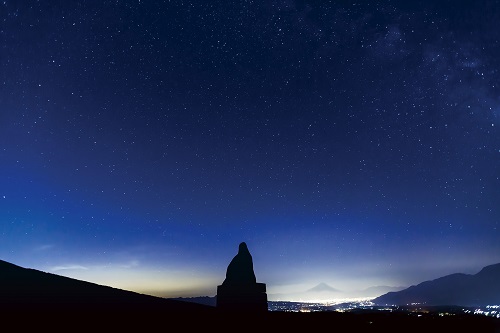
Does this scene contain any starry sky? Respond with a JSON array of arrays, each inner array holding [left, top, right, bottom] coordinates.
[[1, 0, 500, 301]]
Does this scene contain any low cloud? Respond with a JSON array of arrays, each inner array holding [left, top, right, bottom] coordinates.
[[51, 265, 89, 271], [117, 260, 140, 268], [50, 260, 139, 272], [34, 244, 54, 251]]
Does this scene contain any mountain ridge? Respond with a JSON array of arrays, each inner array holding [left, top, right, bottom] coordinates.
[[373, 263, 500, 307]]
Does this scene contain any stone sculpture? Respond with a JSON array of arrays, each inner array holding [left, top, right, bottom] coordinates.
[[216, 242, 267, 313]]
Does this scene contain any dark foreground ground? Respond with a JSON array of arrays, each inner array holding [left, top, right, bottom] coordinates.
[[2, 306, 498, 333]]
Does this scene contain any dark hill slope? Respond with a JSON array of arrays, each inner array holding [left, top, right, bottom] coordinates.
[[0, 259, 215, 316]]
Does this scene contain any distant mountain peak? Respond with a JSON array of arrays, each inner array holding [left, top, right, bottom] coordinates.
[[307, 282, 340, 293]]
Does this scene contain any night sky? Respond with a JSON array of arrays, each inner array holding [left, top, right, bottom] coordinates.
[[1, 1, 500, 301]]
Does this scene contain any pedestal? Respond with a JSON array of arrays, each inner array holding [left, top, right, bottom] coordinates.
[[216, 282, 267, 313]]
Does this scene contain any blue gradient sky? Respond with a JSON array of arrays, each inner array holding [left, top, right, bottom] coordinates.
[[1, 1, 499, 301]]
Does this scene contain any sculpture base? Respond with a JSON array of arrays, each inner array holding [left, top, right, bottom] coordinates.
[[216, 283, 267, 313]]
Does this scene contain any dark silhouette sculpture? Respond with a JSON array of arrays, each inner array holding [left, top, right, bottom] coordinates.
[[223, 242, 256, 285], [216, 242, 268, 313]]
